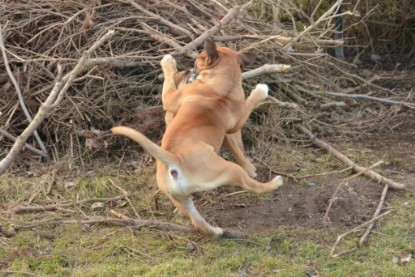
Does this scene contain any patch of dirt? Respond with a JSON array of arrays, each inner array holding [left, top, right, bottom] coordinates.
[[201, 111, 415, 234]]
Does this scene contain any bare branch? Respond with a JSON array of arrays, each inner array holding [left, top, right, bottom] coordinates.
[[242, 64, 290, 80], [0, 25, 49, 159], [0, 127, 48, 158], [0, 30, 115, 176]]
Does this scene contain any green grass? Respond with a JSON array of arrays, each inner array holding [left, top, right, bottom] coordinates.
[[2, 217, 414, 276], [1, 149, 414, 276]]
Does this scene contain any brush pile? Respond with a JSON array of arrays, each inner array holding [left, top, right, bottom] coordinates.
[[0, 0, 414, 163]]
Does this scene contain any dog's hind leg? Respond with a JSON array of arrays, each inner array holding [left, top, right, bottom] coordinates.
[[224, 132, 257, 177], [169, 195, 224, 238], [206, 156, 283, 194]]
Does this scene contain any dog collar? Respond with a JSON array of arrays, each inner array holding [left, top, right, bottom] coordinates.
[[187, 61, 198, 83]]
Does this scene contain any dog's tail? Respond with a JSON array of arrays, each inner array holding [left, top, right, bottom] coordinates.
[[111, 126, 178, 167]]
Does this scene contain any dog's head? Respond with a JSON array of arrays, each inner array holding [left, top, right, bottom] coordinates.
[[196, 39, 256, 73]]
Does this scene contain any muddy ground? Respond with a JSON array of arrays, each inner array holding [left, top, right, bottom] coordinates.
[[199, 110, 415, 234]]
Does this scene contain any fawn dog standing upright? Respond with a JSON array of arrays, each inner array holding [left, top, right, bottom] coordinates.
[[112, 40, 283, 237]]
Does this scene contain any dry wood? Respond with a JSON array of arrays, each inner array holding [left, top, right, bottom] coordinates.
[[267, 96, 299, 109], [322, 160, 384, 225], [242, 64, 291, 80], [108, 178, 141, 219], [116, 0, 194, 39], [324, 91, 415, 110], [283, 0, 346, 50], [330, 209, 393, 258], [174, 7, 239, 58], [359, 184, 389, 246], [0, 30, 115, 176], [0, 25, 49, 160], [0, 127, 47, 158], [295, 124, 406, 190]]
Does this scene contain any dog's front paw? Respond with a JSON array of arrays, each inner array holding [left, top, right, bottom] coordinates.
[[255, 83, 269, 99], [242, 160, 257, 178], [161, 54, 177, 70]]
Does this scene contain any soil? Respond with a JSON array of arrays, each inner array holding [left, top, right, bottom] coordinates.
[[200, 112, 415, 234]]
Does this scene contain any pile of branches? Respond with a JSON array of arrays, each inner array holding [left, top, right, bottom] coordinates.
[[0, 0, 414, 165]]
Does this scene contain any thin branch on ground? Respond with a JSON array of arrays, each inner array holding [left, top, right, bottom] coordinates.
[[322, 160, 384, 225], [330, 209, 393, 258], [359, 184, 389, 246], [295, 124, 406, 190], [108, 178, 141, 219]]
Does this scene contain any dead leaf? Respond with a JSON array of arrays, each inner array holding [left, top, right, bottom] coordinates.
[[401, 253, 412, 264], [393, 255, 399, 265], [91, 202, 105, 211], [65, 181, 76, 188]]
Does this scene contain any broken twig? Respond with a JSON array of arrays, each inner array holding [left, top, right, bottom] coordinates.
[[330, 209, 393, 258], [359, 184, 389, 246]]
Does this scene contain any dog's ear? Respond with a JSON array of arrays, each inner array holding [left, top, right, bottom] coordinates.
[[239, 52, 256, 69], [204, 39, 219, 65]]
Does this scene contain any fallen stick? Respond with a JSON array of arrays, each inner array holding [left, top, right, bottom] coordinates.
[[359, 184, 389, 246], [10, 195, 127, 214], [295, 124, 406, 190], [322, 160, 384, 225], [108, 178, 141, 219], [330, 209, 393, 258]]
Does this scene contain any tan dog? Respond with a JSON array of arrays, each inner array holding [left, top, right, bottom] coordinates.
[[112, 40, 283, 237], [166, 56, 257, 178]]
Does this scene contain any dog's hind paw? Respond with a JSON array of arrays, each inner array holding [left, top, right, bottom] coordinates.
[[212, 226, 224, 238], [161, 54, 177, 69], [271, 175, 284, 190], [255, 83, 269, 98]]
